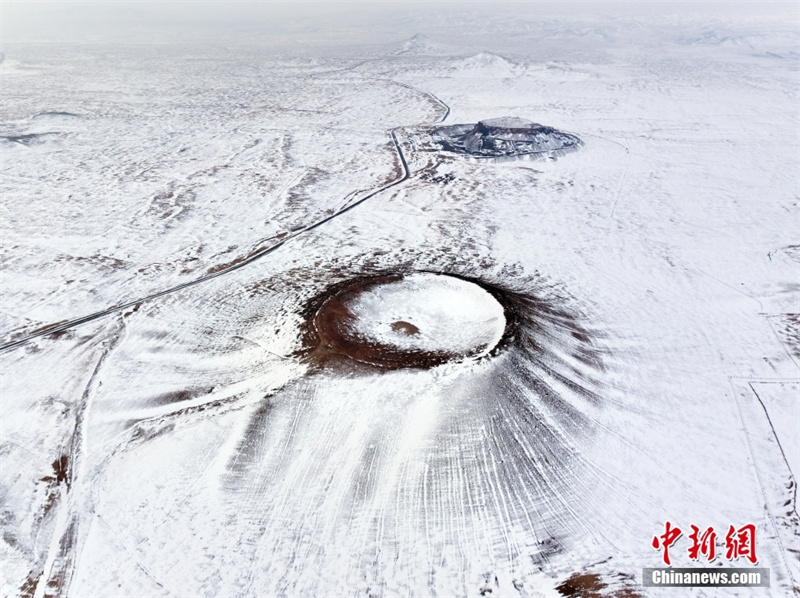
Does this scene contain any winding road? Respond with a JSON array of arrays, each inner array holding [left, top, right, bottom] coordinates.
[[1, 87, 449, 354]]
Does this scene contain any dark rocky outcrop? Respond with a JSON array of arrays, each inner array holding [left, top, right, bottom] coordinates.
[[0, 132, 60, 146], [431, 117, 582, 160]]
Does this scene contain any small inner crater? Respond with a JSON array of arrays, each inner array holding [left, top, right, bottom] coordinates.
[[391, 320, 420, 336], [309, 272, 507, 369]]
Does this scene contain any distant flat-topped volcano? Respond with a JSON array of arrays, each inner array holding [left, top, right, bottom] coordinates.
[[430, 117, 582, 160], [472, 116, 539, 130]]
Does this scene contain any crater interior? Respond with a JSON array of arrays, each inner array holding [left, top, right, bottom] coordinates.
[[313, 272, 506, 368]]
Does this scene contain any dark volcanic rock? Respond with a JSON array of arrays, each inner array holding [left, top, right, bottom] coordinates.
[[0, 132, 60, 146], [431, 117, 582, 160]]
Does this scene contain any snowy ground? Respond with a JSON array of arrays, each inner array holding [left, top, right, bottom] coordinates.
[[1, 4, 798, 597]]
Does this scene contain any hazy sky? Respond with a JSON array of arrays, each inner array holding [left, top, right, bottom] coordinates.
[[1, 1, 796, 45]]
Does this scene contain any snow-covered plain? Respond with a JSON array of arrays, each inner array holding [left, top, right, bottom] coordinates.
[[1, 5, 798, 597]]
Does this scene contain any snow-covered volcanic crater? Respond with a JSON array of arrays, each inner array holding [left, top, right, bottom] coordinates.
[[310, 272, 507, 368], [1, 6, 798, 597]]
